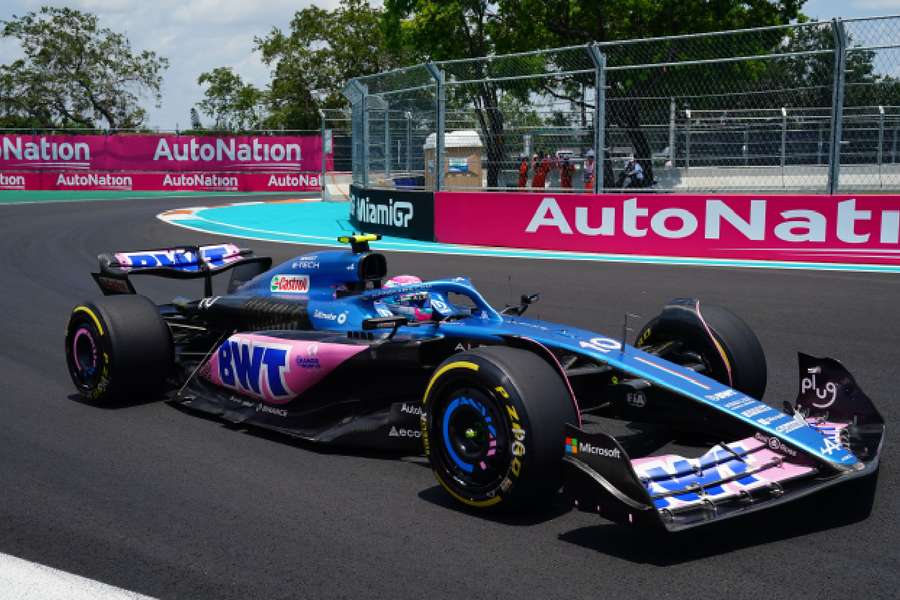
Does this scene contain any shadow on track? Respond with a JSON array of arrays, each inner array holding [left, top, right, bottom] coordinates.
[[67, 392, 160, 410], [165, 398, 434, 465], [559, 472, 879, 564], [416, 485, 575, 526], [81, 394, 881, 541]]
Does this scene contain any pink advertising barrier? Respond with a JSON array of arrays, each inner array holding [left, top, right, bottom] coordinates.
[[0, 133, 327, 192], [434, 191, 900, 266], [0, 133, 324, 172], [0, 171, 320, 192]]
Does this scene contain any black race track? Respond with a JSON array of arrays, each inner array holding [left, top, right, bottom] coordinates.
[[1, 195, 898, 599]]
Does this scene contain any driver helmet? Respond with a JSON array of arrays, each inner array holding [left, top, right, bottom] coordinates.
[[383, 275, 433, 321]]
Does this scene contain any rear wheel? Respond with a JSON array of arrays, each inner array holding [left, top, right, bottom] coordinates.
[[65, 295, 173, 404], [636, 299, 767, 398], [422, 346, 577, 511]]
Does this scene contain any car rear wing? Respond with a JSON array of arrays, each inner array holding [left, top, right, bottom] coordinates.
[[562, 354, 884, 532], [92, 243, 272, 297]]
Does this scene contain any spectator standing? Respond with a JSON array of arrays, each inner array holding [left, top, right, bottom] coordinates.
[[532, 151, 548, 189], [517, 156, 529, 188], [560, 156, 575, 189], [583, 149, 595, 191], [542, 152, 554, 184]]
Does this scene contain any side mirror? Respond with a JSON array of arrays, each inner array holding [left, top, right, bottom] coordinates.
[[362, 316, 408, 331], [501, 293, 541, 316]]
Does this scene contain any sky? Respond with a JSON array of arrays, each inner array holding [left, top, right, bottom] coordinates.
[[0, 0, 342, 130], [0, 0, 898, 130]]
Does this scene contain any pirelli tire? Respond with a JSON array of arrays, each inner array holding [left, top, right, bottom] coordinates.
[[422, 346, 577, 511], [636, 300, 767, 399], [65, 295, 173, 405]]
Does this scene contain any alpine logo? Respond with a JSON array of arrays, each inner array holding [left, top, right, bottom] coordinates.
[[565, 437, 622, 458], [271, 274, 309, 293], [351, 193, 414, 228]]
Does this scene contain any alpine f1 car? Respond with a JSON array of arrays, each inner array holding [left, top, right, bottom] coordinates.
[[65, 234, 883, 531]]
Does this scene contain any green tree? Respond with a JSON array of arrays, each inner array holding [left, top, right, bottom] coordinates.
[[195, 67, 265, 130], [383, 1, 518, 186], [0, 6, 168, 129], [253, 0, 408, 130], [383, 0, 808, 185], [500, 0, 807, 181]]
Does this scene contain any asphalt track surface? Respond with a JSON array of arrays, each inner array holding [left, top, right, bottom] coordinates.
[[1, 194, 898, 599]]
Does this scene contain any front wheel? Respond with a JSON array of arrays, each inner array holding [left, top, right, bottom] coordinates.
[[636, 298, 767, 399], [422, 346, 577, 511]]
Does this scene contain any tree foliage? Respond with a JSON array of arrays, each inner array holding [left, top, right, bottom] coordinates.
[[382, 0, 810, 182], [382, 1, 519, 185], [497, 0, 804, 47], [252, 0, 408, 130], [195, 67, 265, 131], [0, 6, 168, 129]]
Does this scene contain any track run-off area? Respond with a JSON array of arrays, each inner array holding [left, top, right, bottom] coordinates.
[[0, 191, 898, 599], [160, 197, 900, 274]]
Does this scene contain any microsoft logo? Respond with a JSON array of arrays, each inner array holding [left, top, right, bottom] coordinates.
[[564, 437, 623, 459]]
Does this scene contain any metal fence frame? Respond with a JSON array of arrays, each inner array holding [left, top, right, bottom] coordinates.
[[344, 15, 900, 194]]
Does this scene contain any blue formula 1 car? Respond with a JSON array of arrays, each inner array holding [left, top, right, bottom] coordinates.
[[65, 234, 884, 531]]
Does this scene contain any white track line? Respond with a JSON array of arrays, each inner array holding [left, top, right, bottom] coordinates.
[[0, 552, 156, 600], [159, 210, 900, 274]]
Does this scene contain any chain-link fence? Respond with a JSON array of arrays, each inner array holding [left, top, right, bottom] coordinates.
[[321, 109, 352, 173], [344, 15, 900, 194]]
